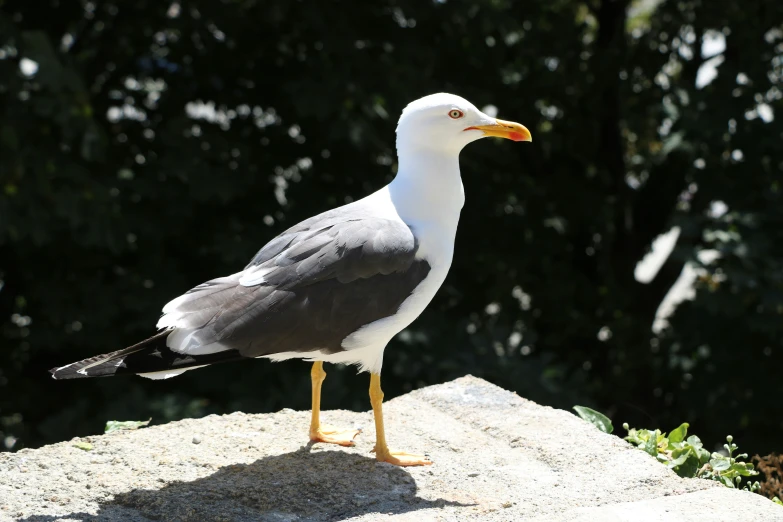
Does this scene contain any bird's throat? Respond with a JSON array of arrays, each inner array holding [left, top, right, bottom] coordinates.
[[390, 150, 464, 224]]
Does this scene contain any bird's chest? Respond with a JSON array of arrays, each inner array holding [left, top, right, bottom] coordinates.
[[411, 214, 459, 267], [397, 219, 458, 319], [339, 217, 457, 355]]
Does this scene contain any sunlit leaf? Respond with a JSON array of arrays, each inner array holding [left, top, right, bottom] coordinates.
[[669, 423, 688, 443], [573, 406, 613, 434], [711, 457, 731, 471], [104, 419, 151, 434], [643, 430, 658, 457]]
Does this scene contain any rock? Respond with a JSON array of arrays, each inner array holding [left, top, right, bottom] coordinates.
[[0, 376, 780, 521]]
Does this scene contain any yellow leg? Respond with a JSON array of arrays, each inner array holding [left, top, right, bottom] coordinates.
[[370, 372, 432, 466], [308, 361, 361, 446]]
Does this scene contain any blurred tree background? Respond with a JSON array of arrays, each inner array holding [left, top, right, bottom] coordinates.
[[1, 0, 781, 456]]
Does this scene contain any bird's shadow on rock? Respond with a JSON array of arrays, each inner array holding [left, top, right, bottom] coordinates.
[[21, 446, 470, 522]]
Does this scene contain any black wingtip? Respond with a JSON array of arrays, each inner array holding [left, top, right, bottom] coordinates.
[[48, 331, 173, 380], [49, 366, 72, 380], [48, 330, 245, 380], [49, 363, 87, 380]]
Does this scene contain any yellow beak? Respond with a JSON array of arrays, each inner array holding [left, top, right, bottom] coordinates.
[[464, 119, 532, 142]]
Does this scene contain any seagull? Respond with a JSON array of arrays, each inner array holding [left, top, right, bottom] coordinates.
[[50, 93, 531, 466]]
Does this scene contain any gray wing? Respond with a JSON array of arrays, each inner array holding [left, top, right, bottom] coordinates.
[[158, 213, 431, 358]]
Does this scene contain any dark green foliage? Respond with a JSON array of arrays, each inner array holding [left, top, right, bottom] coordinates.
[[1, 0, 781, 455]]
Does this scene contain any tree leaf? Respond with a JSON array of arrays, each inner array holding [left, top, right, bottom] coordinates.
[[573, 406, 613, 434]]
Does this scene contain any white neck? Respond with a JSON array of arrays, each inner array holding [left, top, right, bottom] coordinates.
[[388, 147, 465, 225]]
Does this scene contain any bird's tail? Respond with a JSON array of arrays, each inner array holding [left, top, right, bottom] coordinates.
[[49, 330, 245, 380]]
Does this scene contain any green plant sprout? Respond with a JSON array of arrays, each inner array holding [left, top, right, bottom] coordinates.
[[573, 406, 769, 497], [623, 424, 758, 490]]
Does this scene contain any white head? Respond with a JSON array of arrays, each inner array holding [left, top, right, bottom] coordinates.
[[395, 93, 532, 156]]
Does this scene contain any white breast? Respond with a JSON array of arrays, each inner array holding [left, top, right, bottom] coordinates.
[[265, 162, 464, 374], [263, 186, 460, 373], [331, 186, 459, 372]]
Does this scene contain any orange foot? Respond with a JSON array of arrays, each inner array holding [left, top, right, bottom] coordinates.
[[374, 449, 433, 467], [309, 426, 361, 447]]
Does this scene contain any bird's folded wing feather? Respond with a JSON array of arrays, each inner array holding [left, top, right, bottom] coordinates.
[[158, 215, 430, 358]]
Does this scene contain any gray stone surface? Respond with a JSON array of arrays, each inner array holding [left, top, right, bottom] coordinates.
[[1, 376, 780, 521]]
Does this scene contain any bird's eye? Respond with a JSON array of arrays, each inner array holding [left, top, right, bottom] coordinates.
[[448, 109, 464, 119]]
